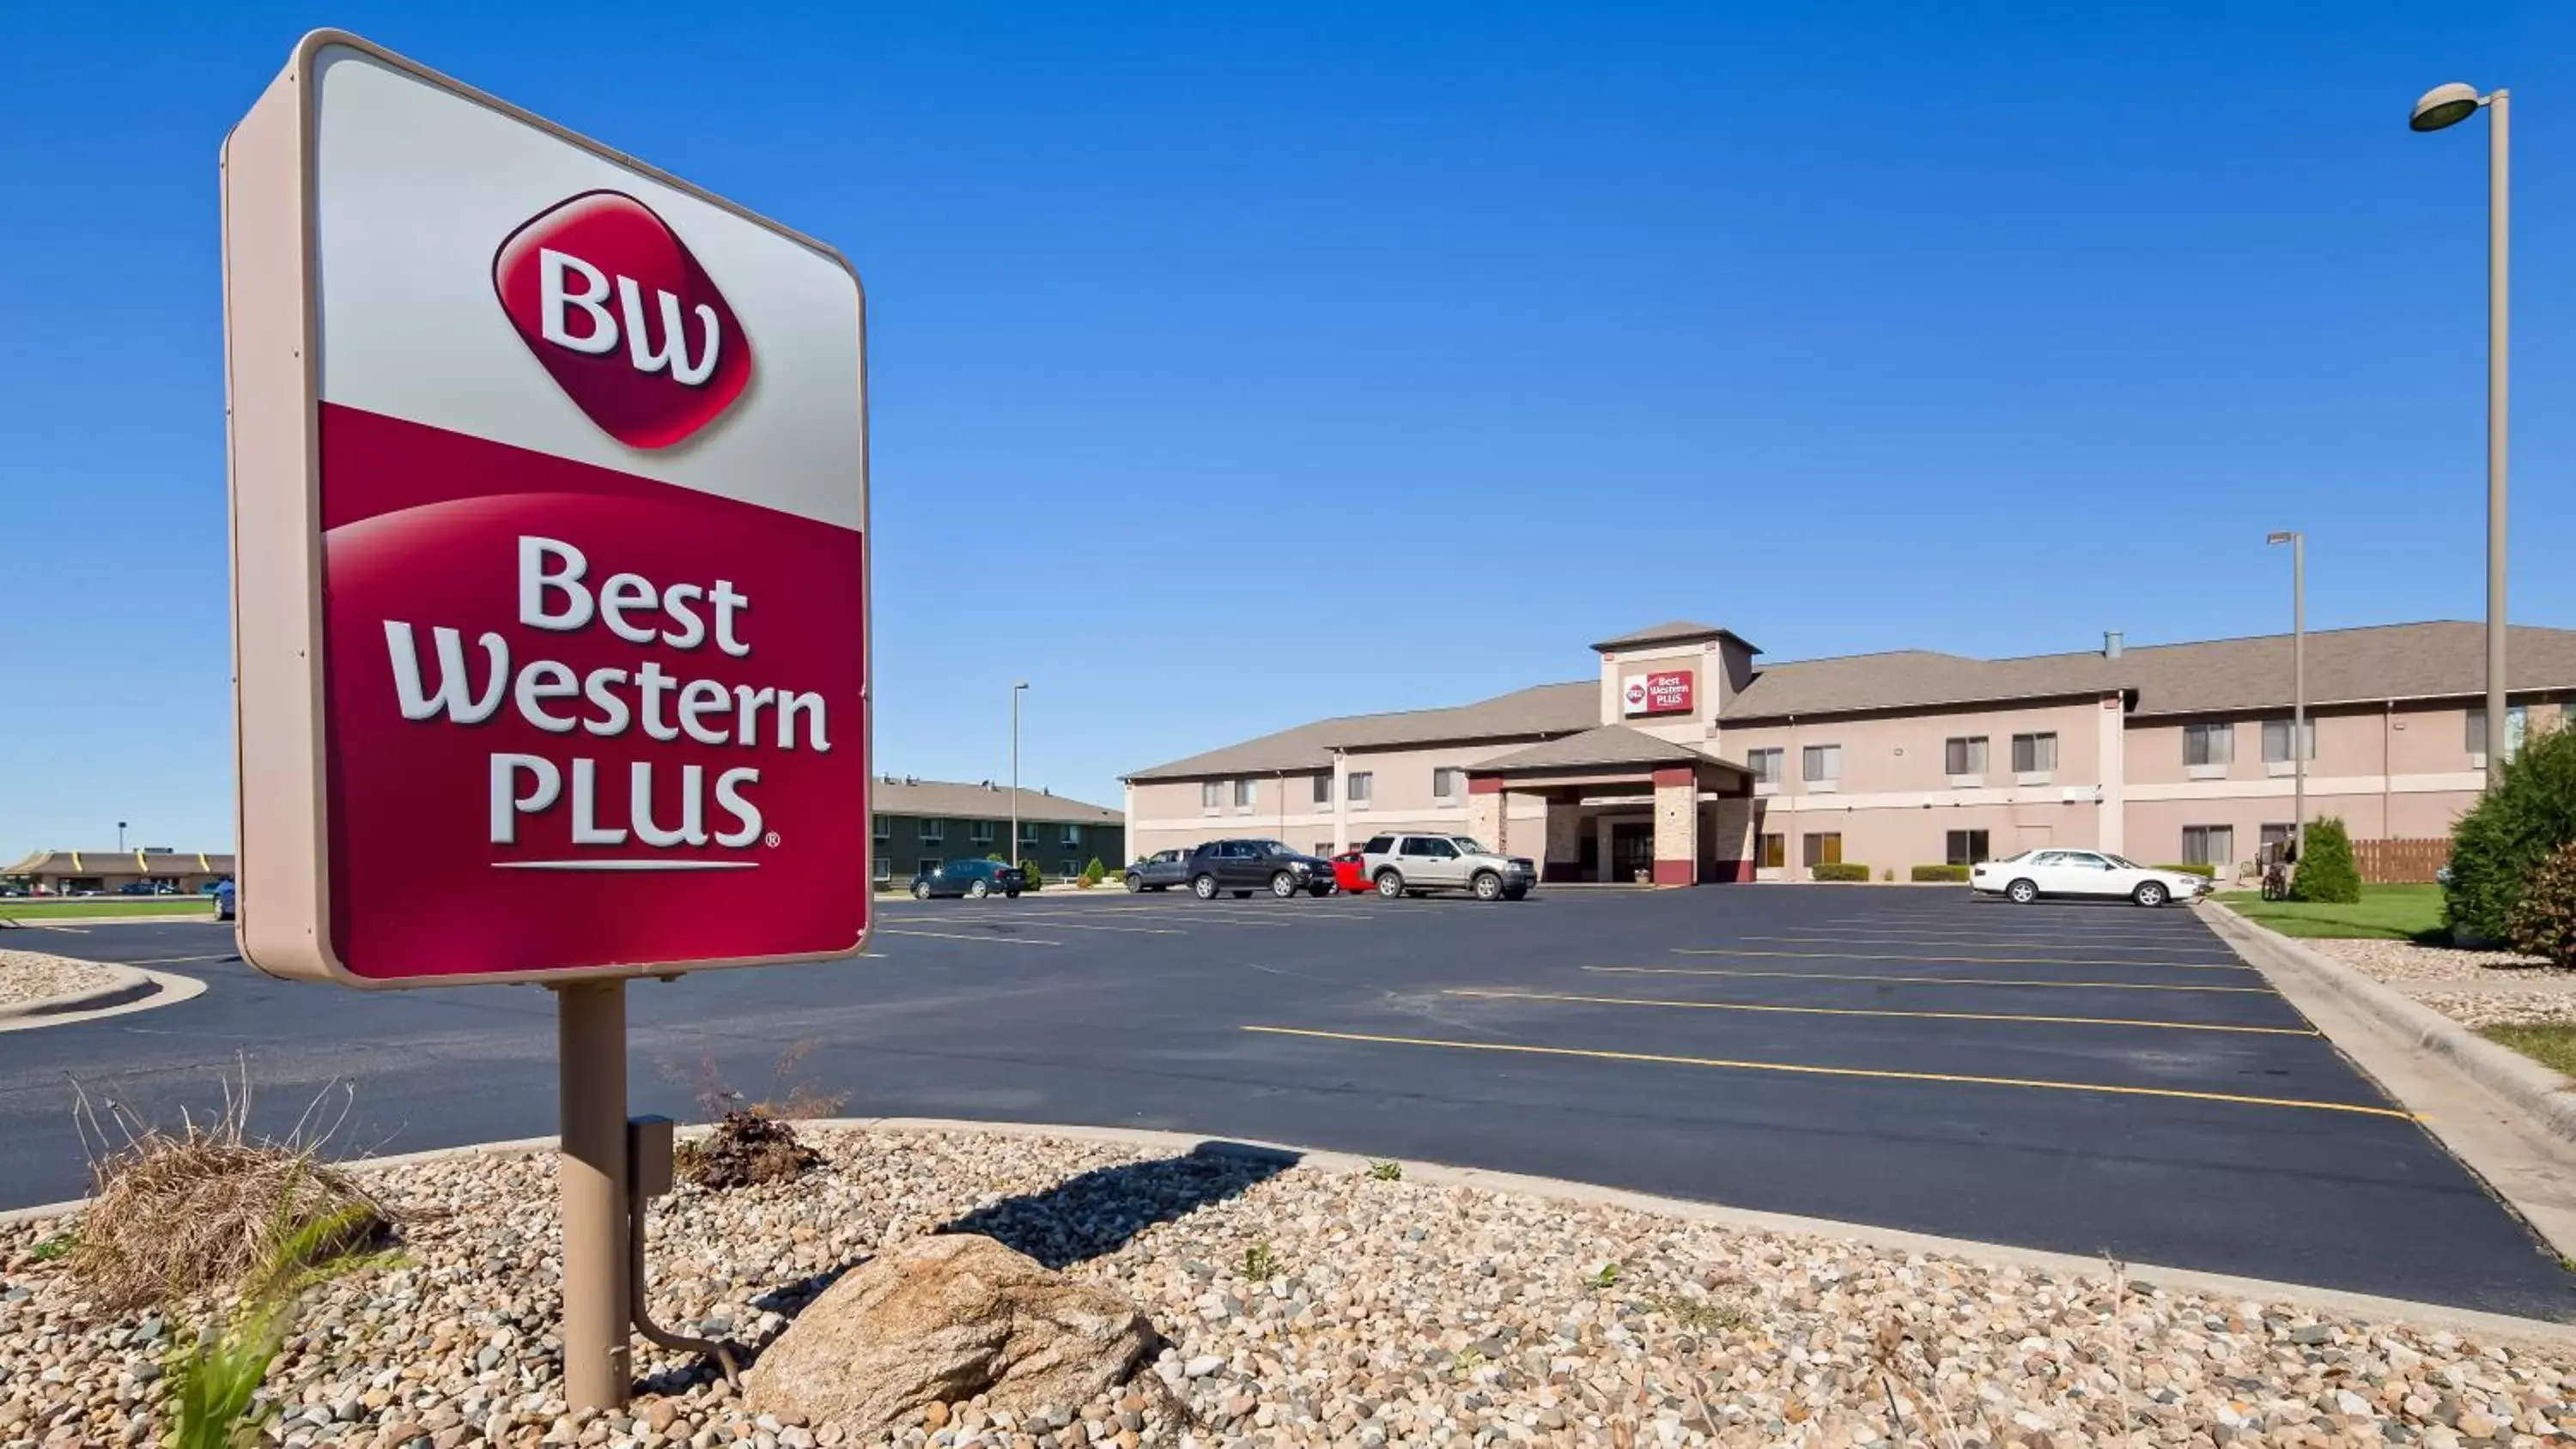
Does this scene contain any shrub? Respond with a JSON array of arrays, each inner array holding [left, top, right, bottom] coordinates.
[[2505, 841, 2576, 968], [1812, 863, 1871, 883], [1082, 858, 1107, 888], [2156, 862, 2219, 879], [2291, 817, 2362, 905], [1910, 864, 1970, 883], [2449, 722, 2576, 941]]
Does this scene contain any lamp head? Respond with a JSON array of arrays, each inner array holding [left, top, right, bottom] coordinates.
[[2410, 82, 2484, 132], [2266, 531, 2297, 545], [1013, 680, 1030, 690]]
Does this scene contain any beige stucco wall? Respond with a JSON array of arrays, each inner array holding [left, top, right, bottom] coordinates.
[[1723, 697, 2108, 797], [1752, 798, 2100, 879]]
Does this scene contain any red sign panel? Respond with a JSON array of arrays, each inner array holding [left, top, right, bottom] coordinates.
[[223, 35, 869, 986], [1622, 670, 1696, 717]]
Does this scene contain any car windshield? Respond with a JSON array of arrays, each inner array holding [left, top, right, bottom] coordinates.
[[1448, 838, 1489, 854], [2105, 854, 2146, 870]]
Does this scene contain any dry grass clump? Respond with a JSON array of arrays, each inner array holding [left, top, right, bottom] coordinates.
[[68, 1068, 392, 1313], [677, 1108, 822, 1190]]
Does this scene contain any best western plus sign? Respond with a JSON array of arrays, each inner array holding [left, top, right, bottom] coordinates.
[[225, 35, 870, 987]]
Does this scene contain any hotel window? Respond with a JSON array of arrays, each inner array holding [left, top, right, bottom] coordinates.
[[2182, 825, 2235, 868], [1315, 840, 1334, 858], [1945, 829, 1990, 867], [1432, 767, 1464, 802], [2260, 719, 2315, 763], [872, 815, 890, 844], [1943, 737, 1989, 776], [968, 820, 993, 846], [2465, 705, 2529, 756], [1060, 860, 1078, 880], [1801, 832, 1843, 866], [1801, 744, 1841, 783], [1200, 781, 1222, 812], [1348, 772, 1375, 808], [1746, 748, 1783, 785], [2182, 723, 2233, 767], [920, 818, 945, 846], [1061, 825, 1081, 846], [1233, 779, 1257, 809], [1759, 834, 1785, 870], [2011, 732, 2057, 773], [872, 856, 892, 884], [1019, 823, 1039, 846], [1313, 774, 1333, 806]]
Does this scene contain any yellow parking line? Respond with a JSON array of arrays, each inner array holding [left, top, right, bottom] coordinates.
[[1674, 947, 2251, 971], [876, 928, 1062, 947], [1239, 1026, 2412, 1119], [1584, 966, 2275, 994], [1443, 988, 2316, 1036], [1748, 934, 2227, 955]]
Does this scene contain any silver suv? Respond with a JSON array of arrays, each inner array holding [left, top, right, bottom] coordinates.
[[1358, 833, 1535, 901]]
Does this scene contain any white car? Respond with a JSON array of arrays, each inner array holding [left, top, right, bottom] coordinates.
[[1970, 849, 2208, 907]]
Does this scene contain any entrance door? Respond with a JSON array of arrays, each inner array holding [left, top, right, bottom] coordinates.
[[1610, 822, 1655, 882]]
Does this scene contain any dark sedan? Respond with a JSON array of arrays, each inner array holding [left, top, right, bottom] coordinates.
[[909, 859, 1024, 900], [1185, 839, 1338, 900]]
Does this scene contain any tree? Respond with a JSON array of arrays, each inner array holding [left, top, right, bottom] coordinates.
[[2448, 722, 2576, 942], [2505, 841, 2576, 968], [1081, 858, 1107, 888], [2290, 816, 2361, 905]]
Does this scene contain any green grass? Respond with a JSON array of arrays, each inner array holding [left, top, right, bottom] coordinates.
[[2481, 1023, 2576, 1078], [2213, 883, 2445, 942], [0, 897, 216, 921]]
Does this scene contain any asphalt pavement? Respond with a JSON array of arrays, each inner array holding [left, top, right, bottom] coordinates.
[[6, 884, 2569, 1317]]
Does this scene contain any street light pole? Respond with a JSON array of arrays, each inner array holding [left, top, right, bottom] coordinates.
[[2411, 82, 2511, 788], [1010, 681, 1030, 871], [2268, 532, 2306, 859], [117, 821, 128, 852]]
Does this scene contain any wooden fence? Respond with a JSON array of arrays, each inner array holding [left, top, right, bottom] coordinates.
[[2355, 838, 2449, 884]]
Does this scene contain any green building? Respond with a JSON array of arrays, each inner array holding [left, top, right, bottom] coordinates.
[[872, 777, 1124, 887]]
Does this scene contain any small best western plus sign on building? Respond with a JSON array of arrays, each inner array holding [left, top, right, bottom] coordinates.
[[225, 36, 868, 986]]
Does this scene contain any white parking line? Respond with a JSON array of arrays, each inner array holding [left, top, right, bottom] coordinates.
[[1746, 934, 2230, 955], [875, 928, 1062, 948]]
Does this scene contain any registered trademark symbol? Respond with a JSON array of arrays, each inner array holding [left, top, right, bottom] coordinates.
[[764, 831, 781, 848]]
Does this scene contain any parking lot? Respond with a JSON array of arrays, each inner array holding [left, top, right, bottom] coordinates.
[[9, 884, 2571, 1314]]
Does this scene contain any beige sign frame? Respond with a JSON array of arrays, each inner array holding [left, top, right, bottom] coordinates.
[[222, 30, 873, 990]]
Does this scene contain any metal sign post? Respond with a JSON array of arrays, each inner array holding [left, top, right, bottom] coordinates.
[[223, 32, 870, 1411]]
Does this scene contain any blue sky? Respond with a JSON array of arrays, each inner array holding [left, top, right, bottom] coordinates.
[[1, 2, 2562, 853]]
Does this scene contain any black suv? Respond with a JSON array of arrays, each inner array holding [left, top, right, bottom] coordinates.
[[1186, 840, 1338, 900], [909, 858, 1024, 900]]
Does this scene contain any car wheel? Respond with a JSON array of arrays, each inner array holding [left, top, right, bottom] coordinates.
[[2006, 878, 2038, 905], [1193, 874, 1218, 900], [1005, 886, 1021, 899], [1375, 870, 1405, 899], [1309, 883, 1333, 898], [1124, 874, 1144, 894], [2133, 880, 2169, 907], [1503, 886, 1528, 901], [1471, 870, 1504, 901], [911, 881, 932, 900], [968, 879, 990, 900], [1271, 871, 1297, 899]]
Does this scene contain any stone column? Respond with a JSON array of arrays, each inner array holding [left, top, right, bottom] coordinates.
[[1651, 767, 1699, 886], [1331, 752, 1352, 853], [1542, 794, 1582, 882], [1466, 777, 1504, 848], [1706, 796, 1756, 882]]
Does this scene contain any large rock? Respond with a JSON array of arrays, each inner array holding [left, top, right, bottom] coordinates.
[[744, 1233, 1158, 1434]]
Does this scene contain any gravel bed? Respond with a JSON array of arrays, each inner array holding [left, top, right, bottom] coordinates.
[[0, 949, 126, 1009], [2307, 940, 2558, 986], [2413, 992, 2576, 1030], [9, 1126, 2576, 1447]]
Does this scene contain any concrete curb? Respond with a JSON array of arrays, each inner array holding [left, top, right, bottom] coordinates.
[[2199, 903, 2576, 1144], [12, 1113, 2575, 1344], [0, 966, 157, 1023]]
